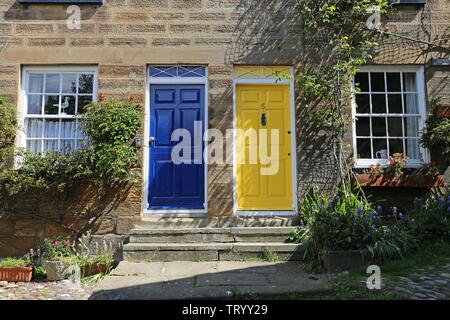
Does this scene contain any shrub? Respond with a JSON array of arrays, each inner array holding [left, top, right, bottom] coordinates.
[[0, 97, 17, 168], [420, 117, 450, 159], [0, 257, 30, 268], [289, 185, 418, 272], [39, 239, 74, 261], [408, 192, 450, 242]]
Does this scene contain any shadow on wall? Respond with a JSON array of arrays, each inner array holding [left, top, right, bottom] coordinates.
[[3, 2, 100, 21], [223, 0, 340, 198], [0, 182, 136, 257]]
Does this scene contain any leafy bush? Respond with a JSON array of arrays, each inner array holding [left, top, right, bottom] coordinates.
[[408, 192, 450, 242], [420, 117, 450, 159], [0, 257, 30, 268], [0, 97, 17, 168], [289, 185, 418, 272], [0, 98, 142, 205]]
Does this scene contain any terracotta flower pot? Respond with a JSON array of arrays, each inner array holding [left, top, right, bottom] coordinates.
[[43, 261, 71, 281], [81, 264, 109, 277], [0, 267, 33, 282]]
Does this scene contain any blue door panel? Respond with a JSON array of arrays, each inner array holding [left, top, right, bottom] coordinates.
[[148, 84, 205, 210]]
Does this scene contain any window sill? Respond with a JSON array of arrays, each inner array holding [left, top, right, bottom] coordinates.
[[355, 173, 444, 187]]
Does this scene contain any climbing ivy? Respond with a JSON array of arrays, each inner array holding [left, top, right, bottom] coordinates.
[[0, 97, 17, 168], [296, 0, 393, 182]]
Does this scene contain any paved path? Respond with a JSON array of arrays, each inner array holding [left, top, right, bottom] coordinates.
[[90, 261, 330, 300], [0, 279, 95, 300]]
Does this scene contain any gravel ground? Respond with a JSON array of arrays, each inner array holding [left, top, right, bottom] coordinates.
[[0, 279, 96, 300]]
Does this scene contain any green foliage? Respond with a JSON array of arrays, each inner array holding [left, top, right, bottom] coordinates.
[[263, 247, 279, 262], [420, 117, 450, 159], [289, 185, 418, 272], [408, 192, 450, 242], [32, 266, 47, 280], [0, 98, 142, 207], [0, 97, 17, 167], [0, 257, 31, 267], [39, 239, 74, 261]]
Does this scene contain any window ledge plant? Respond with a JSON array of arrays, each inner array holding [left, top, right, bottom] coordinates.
[[0, 257, 33, 282], [355, 153, 445, 187]]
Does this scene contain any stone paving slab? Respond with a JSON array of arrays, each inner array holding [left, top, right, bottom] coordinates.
[[90, 261, 330, 300]]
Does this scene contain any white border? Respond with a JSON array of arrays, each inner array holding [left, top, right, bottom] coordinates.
[[351, 65, 429, 168], [18, 66, 98, 165], [143, 69, 209, 216], [232, 67, 298, 217]]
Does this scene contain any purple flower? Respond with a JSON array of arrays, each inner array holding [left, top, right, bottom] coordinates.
[[318, 201, 323, 208], [376, 205, 382, 213], [386, 227, 391, 233], [356, 207, 362, 214], [398, 212, 404, 219], [390, 206, 398, 214]]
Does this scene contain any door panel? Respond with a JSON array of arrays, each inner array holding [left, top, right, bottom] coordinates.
[[236, 84, 293, 211], [148, 84, 205, 210]]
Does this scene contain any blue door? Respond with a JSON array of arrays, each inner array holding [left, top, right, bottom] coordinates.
[[148, 84, 205, 210]]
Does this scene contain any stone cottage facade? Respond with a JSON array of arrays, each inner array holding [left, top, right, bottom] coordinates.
[[0, 0, 448, 256]]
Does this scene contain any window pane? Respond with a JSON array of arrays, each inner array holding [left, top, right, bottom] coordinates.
[[372, 117, 386, 136], [404, 117, 419, 137], [404, 93, 419, 114], [387, 94, 402, 113], [61, 120, 76, 138], [373, 139, 388, 159], [45, 74, 60, 94], [26, 140, 41, 153], [370, 72, 385, 92], [355, 94, 370, 113], [27, 95, 42, 114], [26, 119, 43, 138], [386, 73, 401, 92], [28, 74, 44, 93], [402, 72, 417, 91], [388, 117, 403, 136], [76, 121, 87, 139], [355, 72, 369, 92], [405, 139, 420, 159], [44, 95, 59, 115], [389, 139, 404, 155], [60, 140, 76, 154], [62, 73, 77, 93], [44, 119, 60, 138], [78, 74, 93, 93], [356, 117, 370, 136], [372, 94, 386, 113], [61, 95, 76, 115], [43, 140, 58, 152], [78, 95, 92, 114], [356, 138, 371, 159]]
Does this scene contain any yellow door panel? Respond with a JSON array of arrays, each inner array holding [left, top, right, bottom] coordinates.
[[236, 84, 293, 211]]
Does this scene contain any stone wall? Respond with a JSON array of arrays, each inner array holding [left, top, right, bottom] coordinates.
[[0, 0, 448, 256]]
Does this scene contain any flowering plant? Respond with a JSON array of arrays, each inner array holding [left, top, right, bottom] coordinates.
[[40, 238, 74, 261], [365, 163, 383, 175], [384, 152, 409, 176]]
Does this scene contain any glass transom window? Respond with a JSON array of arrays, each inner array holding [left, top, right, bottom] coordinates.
[[22, 67, 97, 154], [353, 67, 427, 167]]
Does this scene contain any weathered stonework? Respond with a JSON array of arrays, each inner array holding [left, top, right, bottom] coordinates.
[[0, 0, 448, 256]]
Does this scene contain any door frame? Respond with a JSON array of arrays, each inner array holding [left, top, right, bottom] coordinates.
[[232, 68, 298, 217], [143, 68, 209, 216]]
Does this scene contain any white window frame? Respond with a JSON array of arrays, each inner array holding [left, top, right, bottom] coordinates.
[[351, 65, 429, 168], [18, 66, 98, 157]]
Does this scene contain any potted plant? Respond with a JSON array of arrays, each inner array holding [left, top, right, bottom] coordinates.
[[0, 257, 33, 282], [356, 153, 445, 187], [78, 254, 114, 277], [40, 239, 74, 281]]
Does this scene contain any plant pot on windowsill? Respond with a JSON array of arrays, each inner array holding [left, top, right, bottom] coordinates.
[[355, 174, 445, 187], [43, 260, 71, 281], [322, 250, 370, 273], [436, 105, 450, 118], [0, 267, 33, 282]]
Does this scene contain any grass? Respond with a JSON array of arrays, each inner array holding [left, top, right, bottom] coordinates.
[[263, 247, 279, 262], [243, 242, 450, 300]]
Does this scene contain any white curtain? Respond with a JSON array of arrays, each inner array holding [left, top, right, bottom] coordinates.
[[403, 73, 419, 159]]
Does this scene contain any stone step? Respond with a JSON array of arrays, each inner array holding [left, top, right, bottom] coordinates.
[[138, 216, 300, 229], [129, 227, 295, 243], [123, 242, 304, 262]]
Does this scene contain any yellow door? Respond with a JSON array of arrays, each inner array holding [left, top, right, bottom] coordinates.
[[236, 84, 293, 211]]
